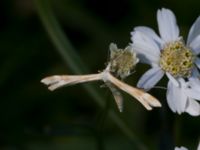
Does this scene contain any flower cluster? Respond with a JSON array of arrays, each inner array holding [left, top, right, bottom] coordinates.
[[42, 7, 199, 150], [129, 8, 200, 149], [109, 43, 139, 79], [130, 8, 200, 116]]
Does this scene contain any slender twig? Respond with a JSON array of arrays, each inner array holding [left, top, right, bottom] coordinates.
[[96, 90, 111, 150]]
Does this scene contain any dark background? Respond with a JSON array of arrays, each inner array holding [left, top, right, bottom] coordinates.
[[0, 0, 199, 149]]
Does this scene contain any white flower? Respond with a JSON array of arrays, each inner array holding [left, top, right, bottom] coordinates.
[[167, 78, 200, 116], [131, 8, 200, 116], [175, 142, 200, 150], [175, 147, 188, 150]]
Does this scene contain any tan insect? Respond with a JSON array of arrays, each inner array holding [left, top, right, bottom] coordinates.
[[41, 43, 161, 111], [41, 64, 161, 111]]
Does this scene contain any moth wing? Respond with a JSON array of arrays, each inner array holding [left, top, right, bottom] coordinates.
[[106, 82, 123, 112], [106, 73, 161, 110], [41, 74, 101, 91]]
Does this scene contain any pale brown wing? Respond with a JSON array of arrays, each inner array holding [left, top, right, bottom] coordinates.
[[106, 82, 123, 112], [106, 72, 161, 110], [41, 74, 101, 91]]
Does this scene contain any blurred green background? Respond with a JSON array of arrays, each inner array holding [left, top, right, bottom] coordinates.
[[0, 0, 199, 150]]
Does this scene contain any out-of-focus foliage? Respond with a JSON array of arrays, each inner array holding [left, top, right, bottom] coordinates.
[[0, 0, 199, 150]]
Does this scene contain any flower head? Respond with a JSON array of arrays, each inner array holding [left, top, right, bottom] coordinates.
[[175, 147, 188, 150], [131, 8, 200, 116], [109, 43, 139, 79], [175, 141, 200, 150]]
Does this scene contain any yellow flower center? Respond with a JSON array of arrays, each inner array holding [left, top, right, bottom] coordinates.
[[159, 41, 195, 78]]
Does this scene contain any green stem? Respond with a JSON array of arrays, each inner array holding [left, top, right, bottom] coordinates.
[[34, 0, 147, 150]]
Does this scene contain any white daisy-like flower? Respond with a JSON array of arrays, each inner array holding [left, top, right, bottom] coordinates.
[[175, 142, 200, 150], [130, 8, 200, 116], [175, 147, 188, 150], [168, 78, 200, 116]]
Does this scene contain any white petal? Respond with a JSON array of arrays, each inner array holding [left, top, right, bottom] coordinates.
[[175, 147, 188, 150], [197, 142, 200, 150], [188, 35, 200, 54], [137, 67, 164, 90], [167, 80, 187, 114], [166, 81, 176, 112], [195, 57, 200, 69], [109, 43, 118, 51], [187, 78, 200, 99], [131, 31, 161, 55], [157, 8, 179, 42], [131, 31, 160, 65], [187, 16, 200, 45], [185, 98, 200, 116], [191, 67, 200, 78], [188, 77, 200, 90], [134, 53, 153, 65], [185, 89, 200, 100], [134, 26, 164, 47], [166, 72, 179, 87]]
